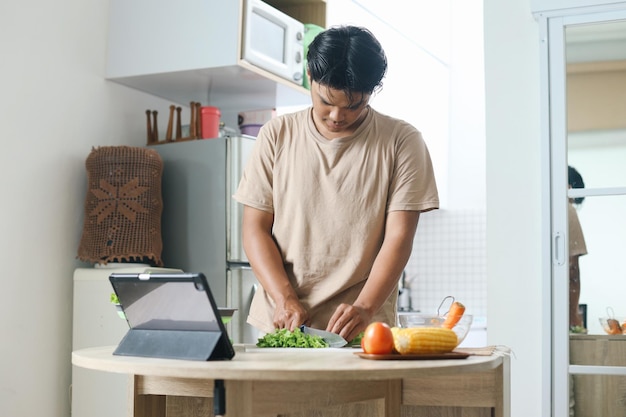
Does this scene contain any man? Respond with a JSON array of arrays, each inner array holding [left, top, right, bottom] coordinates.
[[233, 26, 439, 342], [568, 165, 587, 329]]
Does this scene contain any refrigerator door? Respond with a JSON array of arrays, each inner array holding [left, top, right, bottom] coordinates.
[[154, 135, 256, 310], [227, 135, 256, 263], [227, 265, 261, 344], [155, 139, 228, 306]]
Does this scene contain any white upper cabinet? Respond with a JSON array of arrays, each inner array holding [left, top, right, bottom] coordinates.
[[106, 0, 326, 110]]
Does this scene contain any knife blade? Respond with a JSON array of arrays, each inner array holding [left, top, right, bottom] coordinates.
[[300, 325, 347, 348]]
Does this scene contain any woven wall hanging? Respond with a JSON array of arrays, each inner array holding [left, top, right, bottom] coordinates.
[[77, 146, 164, 266]]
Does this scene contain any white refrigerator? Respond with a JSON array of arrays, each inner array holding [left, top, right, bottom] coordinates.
[[154, 136, 261, 344]]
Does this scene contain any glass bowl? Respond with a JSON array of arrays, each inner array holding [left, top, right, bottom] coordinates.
[[599, 317, 626, 335], [397, 313, 474, 345]]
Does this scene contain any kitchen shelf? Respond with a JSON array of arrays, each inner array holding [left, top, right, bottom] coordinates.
[[266, 0, 327, 28], [567, 60, 626, 131], [108, 62, 312, 111]]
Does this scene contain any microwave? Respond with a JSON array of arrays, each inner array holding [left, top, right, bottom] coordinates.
[[242, 0, 305, 86]]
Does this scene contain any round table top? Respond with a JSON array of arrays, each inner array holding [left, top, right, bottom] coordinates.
[[72, 345, 506, 382]]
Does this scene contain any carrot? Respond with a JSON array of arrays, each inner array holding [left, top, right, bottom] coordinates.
[[607, 318, 622, 335], [442, 301, 465, 329]]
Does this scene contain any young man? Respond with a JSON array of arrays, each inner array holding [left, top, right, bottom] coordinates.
[[568, 166, 587, 329], [234, 26, 439, 342]]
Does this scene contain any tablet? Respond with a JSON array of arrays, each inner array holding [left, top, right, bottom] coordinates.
[[109, 272, 235, 361]]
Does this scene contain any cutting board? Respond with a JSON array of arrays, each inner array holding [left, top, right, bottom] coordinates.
[[355, 351, 470, 360]]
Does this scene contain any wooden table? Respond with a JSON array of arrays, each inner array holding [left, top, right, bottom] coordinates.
[[72, 345, 510, 417]]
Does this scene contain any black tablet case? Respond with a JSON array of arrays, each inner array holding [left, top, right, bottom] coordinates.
[[109, 272, 235, 361]]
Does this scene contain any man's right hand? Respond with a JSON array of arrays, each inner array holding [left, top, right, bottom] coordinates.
[[273, 296, 308, 331]]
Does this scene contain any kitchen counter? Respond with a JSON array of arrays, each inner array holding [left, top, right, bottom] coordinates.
[[72, 345, 511, 417], [570, 334, 626, 416]]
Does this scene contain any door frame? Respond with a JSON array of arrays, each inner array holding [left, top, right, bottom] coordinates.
[[537, 4, 626, 416]]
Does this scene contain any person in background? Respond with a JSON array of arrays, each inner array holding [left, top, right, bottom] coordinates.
[[233, 26, 439, 342], [568, 165, 587, 330]]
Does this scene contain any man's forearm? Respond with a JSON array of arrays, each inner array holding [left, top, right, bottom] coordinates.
[[244, 227, 297, 306], [353, 211, 419, 316]]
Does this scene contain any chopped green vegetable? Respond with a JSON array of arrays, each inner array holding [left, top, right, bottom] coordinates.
[[347, 331, 365, 347], [256, 328, 329, 348], [110, 293, 119, 304]]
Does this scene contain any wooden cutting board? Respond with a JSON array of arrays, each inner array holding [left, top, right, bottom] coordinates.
[[355, 351, 470, 360]]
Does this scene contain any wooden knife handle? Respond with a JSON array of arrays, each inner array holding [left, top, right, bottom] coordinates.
[[166, 105, 175, 142]]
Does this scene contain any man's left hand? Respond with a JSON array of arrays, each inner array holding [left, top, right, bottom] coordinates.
[[326, 303, 372, 342]]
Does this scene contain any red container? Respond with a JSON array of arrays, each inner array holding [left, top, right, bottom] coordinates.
[[201, 106, 221, 139]]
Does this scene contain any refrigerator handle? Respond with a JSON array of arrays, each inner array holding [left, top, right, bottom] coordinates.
[[248, 284, 257, 305]]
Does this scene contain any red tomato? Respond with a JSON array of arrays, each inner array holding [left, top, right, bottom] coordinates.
[[361, 322, 394, 354]]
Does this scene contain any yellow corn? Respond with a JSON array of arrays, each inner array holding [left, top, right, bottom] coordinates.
[[390, 326, 401, 339], [393, 327, 458, 354], [390, 327, 401, 353]]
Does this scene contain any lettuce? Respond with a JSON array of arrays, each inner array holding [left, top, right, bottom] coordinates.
[[256, 328, 329, 348]]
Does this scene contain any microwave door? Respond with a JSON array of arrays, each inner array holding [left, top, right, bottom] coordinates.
[[227, 135, 256, 263], [242, 0, 304, 85]]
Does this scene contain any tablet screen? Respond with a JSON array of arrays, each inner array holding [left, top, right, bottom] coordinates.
[[112, 278, 221, 332]]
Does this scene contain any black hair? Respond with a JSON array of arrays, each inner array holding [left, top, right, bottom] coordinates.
[[306, 26, 387, 102], [568, 166, 585, 204]]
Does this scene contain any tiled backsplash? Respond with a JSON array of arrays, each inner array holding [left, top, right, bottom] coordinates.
[[402, 209, 487, 317]]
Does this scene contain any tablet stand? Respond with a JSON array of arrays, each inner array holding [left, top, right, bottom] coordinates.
[[114, 328, 227, 361]]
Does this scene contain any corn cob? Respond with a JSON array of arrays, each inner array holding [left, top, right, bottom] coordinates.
[[390, 327, 401, 353], [393, 327, 458, 354], [390, 326, 401, 339]]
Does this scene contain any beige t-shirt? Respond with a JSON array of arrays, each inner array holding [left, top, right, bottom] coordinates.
[[569, 203, 587, 258], [233, 107, 439, 332]]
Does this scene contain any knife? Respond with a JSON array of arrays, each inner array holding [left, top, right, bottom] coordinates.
[[300, 325, 347, 348]]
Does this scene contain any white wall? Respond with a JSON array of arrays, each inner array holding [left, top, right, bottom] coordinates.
[[484, 1, 546, 416], [327, 0, 452, 207], [329, 0, 486, 211], [0, 2, 173, 416], [448, 1, 486, 209]]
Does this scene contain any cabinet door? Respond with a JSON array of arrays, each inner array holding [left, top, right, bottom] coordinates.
[[543, 8, 626, 417], [107, 0, 240, 78]]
